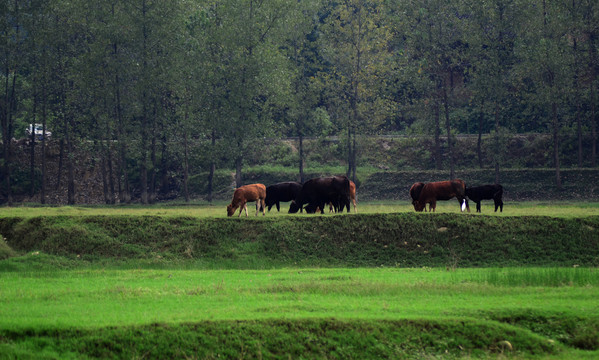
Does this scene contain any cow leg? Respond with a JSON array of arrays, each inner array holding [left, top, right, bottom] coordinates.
[[239, 202, 247, 217], [353, 199, 357, 213], [476, 201, 481, 213], [430, 201, 436, 212], [319, 201, 326, 214], [262, 199, 266, 215], [276, 202, 280, 212], [495, 198, 503, 212]]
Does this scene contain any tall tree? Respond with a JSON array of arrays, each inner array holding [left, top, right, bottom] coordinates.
[[582, 0, 599, 167], [207, 0, 293, 187], [397, 0, 468, 177], [282, 0, 321, 183], [519, 0, 572, 189], [120, 0, 184, 203], [465, 0, 524, 182], [319, 0, 393, 182], [0, 0, 24, 205]]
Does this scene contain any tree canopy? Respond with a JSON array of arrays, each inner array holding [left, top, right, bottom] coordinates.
[[1, 0, 598, 202]]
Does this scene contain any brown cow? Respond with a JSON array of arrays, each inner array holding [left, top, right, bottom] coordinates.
[[409, 182, 426, 212], [226, 184, 267, 217], [413, 179, 470, 212]]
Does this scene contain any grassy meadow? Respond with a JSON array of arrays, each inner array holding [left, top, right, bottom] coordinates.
[[1, 201, 599, 359], [3, 199, 599, 218], [1, 267, 599, 359]]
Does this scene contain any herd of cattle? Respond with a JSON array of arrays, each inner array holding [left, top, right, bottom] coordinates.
[[226, 176, 503, 217]]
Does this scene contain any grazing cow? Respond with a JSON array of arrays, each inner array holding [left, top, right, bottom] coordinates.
[[265, 182, 302, 212], [409, 182, 426, 212], [413, 179, 470, 212], [289, 176, 351, 214], [328, 180, 358, 213], [465, 184, 504, 213], [226, 184, 267, 217]]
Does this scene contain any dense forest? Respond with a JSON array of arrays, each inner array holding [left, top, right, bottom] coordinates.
[[1, 0, 598, 205]]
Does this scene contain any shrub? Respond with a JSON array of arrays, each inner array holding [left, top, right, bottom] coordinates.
[[0, 235, 16, 259]]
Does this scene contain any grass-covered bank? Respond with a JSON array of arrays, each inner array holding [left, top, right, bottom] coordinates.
[[0, 318, 561, 359], [1, 213, 598, 268]]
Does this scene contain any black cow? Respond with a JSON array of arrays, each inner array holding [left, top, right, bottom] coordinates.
[[289, 176, 351, 214], [265, 182, 302, 212], [465, 184, 504, 212]]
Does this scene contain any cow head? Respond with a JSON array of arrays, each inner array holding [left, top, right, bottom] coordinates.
[[226, 204, 236, 216], [288, 200, 301, 214], [413, 200, 426, 212]]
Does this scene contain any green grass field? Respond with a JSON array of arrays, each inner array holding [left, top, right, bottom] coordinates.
[[1, 201, 599, 359], [1, 267, 598, 359], [3, 199, 599, 218], [2, 267, 597, 329]]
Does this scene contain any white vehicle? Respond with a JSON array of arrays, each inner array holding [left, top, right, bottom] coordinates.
[[26, 124, 51, 140]]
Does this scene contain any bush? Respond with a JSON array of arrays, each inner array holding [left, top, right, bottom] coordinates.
[[0, 235, 16, 259]]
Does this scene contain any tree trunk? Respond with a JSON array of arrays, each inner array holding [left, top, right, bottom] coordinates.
[[115, 72, 130, 203], [207, 130, 216, 203], [56, 139, 64, 190], [494, 102, 500, 184], [589, 22, 597, 167], [592, 80, 597, 167], [298, 133, 304, 183], [183, 130, 190, 202], [101, 146, 110, 204], [29, 78, 37, 198], [346, 123, 352, 178], [140, 140, 148, 204], [477, 101, 484, 169], [65, 136, 75, 205], [106, 140, 115, 204], [573, 34, 583, 167], [443, 84, 454, 179], [63, 111, 75, 205], [552, 101, 562, 189], [29, 125, 36, 198], [139, 0, 149, 205], [149, 122, 157, 204], [40, 87, 47, 204], [1, 0, 21, 206], [434, 100, 441, 170], [159, 132, 168, 196], [351, 130, 357, 182], [235, 155, 242, 188]]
